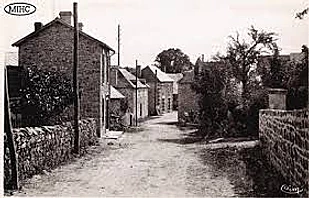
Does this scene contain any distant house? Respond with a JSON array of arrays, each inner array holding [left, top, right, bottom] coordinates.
[[110, 66, 149, 125], [109, 85, 125, 116], [167, 73, 183, 110], [12, 11, 115, 136], [178, 70, 200, 123], [4, 52, 24, 128], [141, 66, 174, 115], [4, 52, 22, 98]]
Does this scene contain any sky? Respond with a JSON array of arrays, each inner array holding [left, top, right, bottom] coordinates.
[[0, 0, 308, 67]]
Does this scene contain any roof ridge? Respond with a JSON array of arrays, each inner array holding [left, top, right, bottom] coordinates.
[[12, 18, 114, 52]]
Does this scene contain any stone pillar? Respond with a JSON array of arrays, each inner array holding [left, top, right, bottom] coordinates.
[[268, 88, 287, 109]]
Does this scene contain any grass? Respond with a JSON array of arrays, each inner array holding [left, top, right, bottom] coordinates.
[[200, 146, 304, 197]]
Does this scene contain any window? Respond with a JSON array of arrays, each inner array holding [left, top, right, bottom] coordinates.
[[140, 103, 142, 117], [162, 98, 165, 112], [168, 98, 171, 111]]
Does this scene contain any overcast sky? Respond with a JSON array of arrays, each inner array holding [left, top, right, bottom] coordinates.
[[1, 0, 308, 67]]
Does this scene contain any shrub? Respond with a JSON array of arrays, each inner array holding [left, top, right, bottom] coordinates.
[[192, 63, 228, 139], [20, 67, 74, 126]]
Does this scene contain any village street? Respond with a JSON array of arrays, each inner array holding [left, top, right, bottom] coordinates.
[[14, 112, 262, 197]]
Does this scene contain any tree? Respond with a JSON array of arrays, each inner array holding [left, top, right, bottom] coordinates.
[[296, 7, 309, 19], [219, 26, 277, 102], [155, 48, 193, 73], [191, 61, 228, 138], [20, 67, 74, 126], [258, 45, 308, 109], [284, 45, 308, 109], [258, 43, 286, 88]]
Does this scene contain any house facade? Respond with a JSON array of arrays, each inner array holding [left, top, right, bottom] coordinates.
[[141, 66, 173, 115], [178, 70, 200, 123], [167, 73, 183, 110], [110, 66, 149, 125], [12, 11, 115, 136]]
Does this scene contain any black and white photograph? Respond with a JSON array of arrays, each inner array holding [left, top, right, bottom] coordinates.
[[1, 0, 308, 197]]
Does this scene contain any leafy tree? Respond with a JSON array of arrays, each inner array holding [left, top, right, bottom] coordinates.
[[258, 45, 308, 109], [257, 43, 287, 88], [218, 26, 277, 102], [284, 45, 308, 109], [20, 67, 74, 126], [155, 48, 193, 73], [191, 61, 228, 138], [296, 7, 309, 19]]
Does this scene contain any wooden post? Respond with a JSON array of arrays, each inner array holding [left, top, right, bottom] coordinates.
[[154, 69, 157, 115], [4, 67, 19, 190], [135, 60, 138, 126], [73, 2, 80, 154]]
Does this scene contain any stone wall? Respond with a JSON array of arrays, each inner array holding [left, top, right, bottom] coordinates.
[[146, 82, 173, 115], [4, 119, 97, 188], [259, 109, 309, 194], [157, 82, 173, 114], [178, 83, 200, 123], [147, 82, 156, 115]]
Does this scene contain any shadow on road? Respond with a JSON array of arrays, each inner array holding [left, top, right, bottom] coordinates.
[[157, 131, 204, 145], [155, 121, 179, 125]]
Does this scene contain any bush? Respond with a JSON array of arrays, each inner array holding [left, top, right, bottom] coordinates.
[[192, 63, 228, 139], [20, 67, 74, 126]]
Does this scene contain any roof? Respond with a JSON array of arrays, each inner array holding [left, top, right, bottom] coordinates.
[[145, 66, 174, 82], [118, 68, 148, 88], [290, 52, 305, 63], [167, 73, 183, 94], [110, 86, 125, 99], [5, 52, 18, 66], [12, 18, 115, 53], [179, 70, 194, 84], [167, 73, 183, 82]]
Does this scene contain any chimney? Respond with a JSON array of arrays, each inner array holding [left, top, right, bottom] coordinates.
[[78, 22, 83, 31], [202, 54, 204, 62], [34, 22, 43, 31], [59, 11, 72, 25]]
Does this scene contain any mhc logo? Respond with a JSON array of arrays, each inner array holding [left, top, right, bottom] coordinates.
[[4, 2, 36, 16]]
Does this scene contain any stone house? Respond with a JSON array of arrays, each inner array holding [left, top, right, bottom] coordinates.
[[178, 70, 200, 123], [109, 85, 125, 116], [141, 66, 174, 115], [110, 66, 149, 124], [167, 73, 183, 110], [12, 11, 115, 137]]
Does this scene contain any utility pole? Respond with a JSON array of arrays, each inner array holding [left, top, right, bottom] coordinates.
[[73, 2, 80, 154], [135, 60, 138, 126], [154, 69, 157, 115], [118, 24, 120, 66]]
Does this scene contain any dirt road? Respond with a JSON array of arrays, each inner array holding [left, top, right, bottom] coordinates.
[[15, 112, 238, 197]]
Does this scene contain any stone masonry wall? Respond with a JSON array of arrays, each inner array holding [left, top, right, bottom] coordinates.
[[259, 109, 309, 194], [156, 82, 173, 114], [4, 119, 97, 188], [178, 83, 200, 123]]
